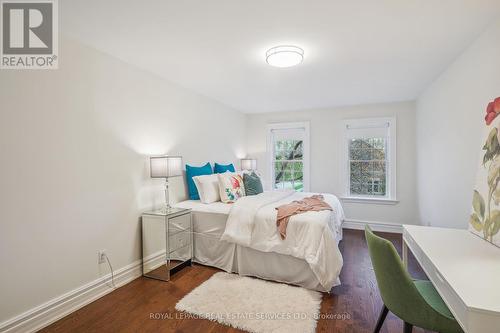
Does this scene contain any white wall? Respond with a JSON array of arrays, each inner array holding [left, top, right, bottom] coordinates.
[[245, 101, 418, 226], [416, 18, 500, 229], [0, 37, 246, 323]]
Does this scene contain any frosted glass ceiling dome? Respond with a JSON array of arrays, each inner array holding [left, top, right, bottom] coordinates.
[[266, 45, 304, 68]]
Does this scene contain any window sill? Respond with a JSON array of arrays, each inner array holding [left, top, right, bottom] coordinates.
[[340, 197, 399, 205]]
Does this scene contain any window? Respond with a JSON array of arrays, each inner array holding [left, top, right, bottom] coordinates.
[[342, 118, 396, 202], [267, 122, 310, 192]]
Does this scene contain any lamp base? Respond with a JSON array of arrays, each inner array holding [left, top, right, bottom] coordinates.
[[160, 204, 173, 215], [162, 179, 172, 214]]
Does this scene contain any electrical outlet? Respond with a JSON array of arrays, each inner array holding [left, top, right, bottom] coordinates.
[[98, 250, 107, 264]]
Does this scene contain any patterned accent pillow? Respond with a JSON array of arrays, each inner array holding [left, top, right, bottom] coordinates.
[[218, 173, 246, 203], [243, 172, 263, 196]]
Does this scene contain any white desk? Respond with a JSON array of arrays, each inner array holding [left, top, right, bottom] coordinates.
[[402, 225, 500, 333]]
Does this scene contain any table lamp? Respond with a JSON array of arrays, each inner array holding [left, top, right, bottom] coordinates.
[[241, 158, 257, 171], [150, 156, 183, 212]]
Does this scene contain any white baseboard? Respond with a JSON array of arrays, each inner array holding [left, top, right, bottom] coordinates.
[[0, 259, 143, 333], [342, 218, 403, 234]]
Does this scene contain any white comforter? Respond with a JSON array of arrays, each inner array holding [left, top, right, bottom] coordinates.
[[220, 191, 344, 290]]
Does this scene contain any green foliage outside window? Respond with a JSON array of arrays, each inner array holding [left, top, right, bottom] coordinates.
[[274, 140, 303, 191], [349, 138, 387, 196]]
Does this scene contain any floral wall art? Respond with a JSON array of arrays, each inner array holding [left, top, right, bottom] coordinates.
[[469, 97, 500, 247]]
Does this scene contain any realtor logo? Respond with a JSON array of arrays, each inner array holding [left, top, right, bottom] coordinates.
[[1, 0, 58, 69]]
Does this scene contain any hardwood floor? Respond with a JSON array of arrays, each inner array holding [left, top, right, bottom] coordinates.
[[40, 230, 433, 333]]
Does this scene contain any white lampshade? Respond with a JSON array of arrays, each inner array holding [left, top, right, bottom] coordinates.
[[150, 156, 183, 178], [241, 158, 257, 171]]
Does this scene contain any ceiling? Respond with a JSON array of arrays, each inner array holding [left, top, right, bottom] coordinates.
[[62, 1, 500, 113]]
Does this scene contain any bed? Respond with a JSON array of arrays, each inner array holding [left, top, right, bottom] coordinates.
[[175, 190, 344, 292]]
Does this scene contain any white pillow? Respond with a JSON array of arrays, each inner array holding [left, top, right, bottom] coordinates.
[[218, 172, 246, 203], [193, 174, 220, 204]]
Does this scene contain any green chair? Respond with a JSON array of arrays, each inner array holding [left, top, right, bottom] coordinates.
[[364, 226, 463, 333]]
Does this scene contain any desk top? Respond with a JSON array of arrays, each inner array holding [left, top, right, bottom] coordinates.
[[403, 225, 500, 314]]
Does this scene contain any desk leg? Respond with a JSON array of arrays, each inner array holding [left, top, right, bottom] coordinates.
[[402, 240, 408, 271]]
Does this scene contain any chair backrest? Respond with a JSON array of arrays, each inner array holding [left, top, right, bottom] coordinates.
[[364, 226, 429, 321]]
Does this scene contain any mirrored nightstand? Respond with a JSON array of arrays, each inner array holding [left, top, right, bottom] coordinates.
[[141, 207, 192, 281]]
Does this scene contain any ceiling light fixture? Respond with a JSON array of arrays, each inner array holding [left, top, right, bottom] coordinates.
[[266, 45, 304, 68]]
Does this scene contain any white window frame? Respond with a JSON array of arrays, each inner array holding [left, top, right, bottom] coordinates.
[[341, 117, 398, 204], [267, 122, 310, 192]]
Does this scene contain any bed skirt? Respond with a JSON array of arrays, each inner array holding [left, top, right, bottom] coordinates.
[[193, 232, 337, 292]]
